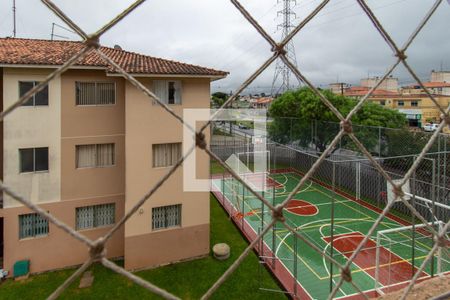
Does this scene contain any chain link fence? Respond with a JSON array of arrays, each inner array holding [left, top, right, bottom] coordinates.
[[2, 0, 450, 299]]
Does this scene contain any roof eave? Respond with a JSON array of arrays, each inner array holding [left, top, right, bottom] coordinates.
[[106, 73, 228, 81], [0, 63, 106, 70]]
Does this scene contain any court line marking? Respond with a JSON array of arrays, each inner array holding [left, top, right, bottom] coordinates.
[[214, 174, 446, 298]]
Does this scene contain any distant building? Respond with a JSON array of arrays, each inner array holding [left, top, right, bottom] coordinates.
[[250, 97, 273, 109], [329, 72, 450, 131]]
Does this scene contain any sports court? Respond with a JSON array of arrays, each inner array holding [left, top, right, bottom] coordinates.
[[211, 168, 450, 299]]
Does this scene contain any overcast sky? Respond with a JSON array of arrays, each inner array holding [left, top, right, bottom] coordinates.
[[1, 0, 449, 94]]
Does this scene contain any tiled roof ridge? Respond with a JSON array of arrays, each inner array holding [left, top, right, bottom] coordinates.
[[0, 37, 228, 77]]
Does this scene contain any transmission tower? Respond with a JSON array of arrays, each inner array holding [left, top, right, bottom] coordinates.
[[271, 0, 300, 96]]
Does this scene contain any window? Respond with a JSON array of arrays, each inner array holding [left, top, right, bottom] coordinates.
[[379, 100, 386, 106], [411, 100, 419, 107], [19, 147, 49, 173], [152, 204, 181, 230], [76, 143, 115, 168], [76, 203, 115, 230], [153, 80, 182, 105], [19, 213, 49, 239], [397, 100, 404, 107], [19, 81, 48, 106], [75, 82, 116, 105], [152, 143, 182, 168]]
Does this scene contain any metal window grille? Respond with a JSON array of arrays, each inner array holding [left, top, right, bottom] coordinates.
[[76, 143, 115, 168], [76, 203, 115, 230], [19, 213, 49, 239], [75, 82, 116, 105], [19, 81, 49, 106], [3, 1, 449, 299], [152, 143, 182, 168], [152, 204, 181, 230]]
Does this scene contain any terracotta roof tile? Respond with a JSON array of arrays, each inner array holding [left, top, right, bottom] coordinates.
[[344, 86, 400, 97], [405, 82, 450, 88], [0, 37, 228, 77]]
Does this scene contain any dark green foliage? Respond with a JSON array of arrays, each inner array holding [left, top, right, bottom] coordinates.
[[268, 87, 408, 154]]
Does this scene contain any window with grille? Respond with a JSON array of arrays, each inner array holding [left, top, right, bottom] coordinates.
[[19, 147, 49, 173], [153, 80, 182, 105], [379, 100, 386, 106], [411, 100, 419, 107], [19, 213, 49, 239], [152, 143, 182, 168], [19, 81, 49, 106], [75, 82, 116, 105], [152, 204, 181, 230], [76, 203, 115, 230], [76, 143, 115, 168], [397, 100, 404, 107]]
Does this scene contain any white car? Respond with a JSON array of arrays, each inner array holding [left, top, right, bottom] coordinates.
[[423, 123, 439, 132]]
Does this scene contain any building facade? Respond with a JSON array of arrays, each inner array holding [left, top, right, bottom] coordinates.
[[330, 72, 450, 131], [0, 38, 227, 275]]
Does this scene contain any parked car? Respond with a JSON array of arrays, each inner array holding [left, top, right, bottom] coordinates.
[[238, 123, 249, 129], [423, 123, 439, 132]]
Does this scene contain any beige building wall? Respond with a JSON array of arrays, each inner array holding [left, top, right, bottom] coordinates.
[[1, 69, 126, 274], [2, 196, 124, 274], [2, 68, 61, 208], [60, 70, 125, 201], [124, 77, 211, 270], [361, 77, 399, 92]]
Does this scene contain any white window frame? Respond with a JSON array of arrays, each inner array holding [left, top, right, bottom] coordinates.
[[76, 203, 115, 231], [152, 80, 182, 105], [152, 204, 182, 230], [75, 82, 116, 106], [76, 143, 115, 169]]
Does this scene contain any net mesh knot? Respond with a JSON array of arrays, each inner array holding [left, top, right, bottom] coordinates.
[[90, 238, 106, 261], [436, 235, 448, 248], [272, 44, 287, 56], [196, 132, 207, 150], [392, 184, 405, 200], [85, 35, 100, 49], [340, 120, 353, 134], [341, 267, 352, 282], [395, 50, 407, 60], [272, 204, 285, 222]]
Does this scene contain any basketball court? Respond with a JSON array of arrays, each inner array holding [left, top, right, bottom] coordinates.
[[211, 169, 450, 299]]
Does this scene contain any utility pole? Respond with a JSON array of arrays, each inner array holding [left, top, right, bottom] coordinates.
[[12, 0, 16, 37], [271, 0, 300, 96]]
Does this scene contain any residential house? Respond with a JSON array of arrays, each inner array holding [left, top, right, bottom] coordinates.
[[0, 37, 227, 275]]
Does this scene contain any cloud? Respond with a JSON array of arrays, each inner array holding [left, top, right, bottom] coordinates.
[[1, 0, 448, 94]]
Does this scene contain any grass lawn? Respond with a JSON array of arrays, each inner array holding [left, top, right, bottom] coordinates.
[[0, 195, 286, 300]]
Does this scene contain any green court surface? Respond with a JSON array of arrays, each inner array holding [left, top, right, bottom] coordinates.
[[211, 170, 449, 299]]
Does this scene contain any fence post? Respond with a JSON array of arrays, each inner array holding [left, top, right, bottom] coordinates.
[[330, 161, 336, 292]]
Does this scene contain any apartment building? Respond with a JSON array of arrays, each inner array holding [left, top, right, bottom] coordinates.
[[330, 73, 450, 130], [0, 38, 227, 274]]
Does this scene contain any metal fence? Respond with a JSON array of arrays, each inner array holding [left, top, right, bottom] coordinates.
[[2, 0, 450, 299]]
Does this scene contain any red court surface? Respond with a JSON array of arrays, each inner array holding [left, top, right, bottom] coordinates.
[[322, 232, 428, 286], [285, 199, 318, 216]]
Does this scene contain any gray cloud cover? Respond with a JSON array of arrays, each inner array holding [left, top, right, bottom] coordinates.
[[1, 0, 449, 94]]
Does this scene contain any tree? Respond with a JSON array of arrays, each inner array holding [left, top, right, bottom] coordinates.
[[268, 87, 407, 155], [211, 92, 229, 108]]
